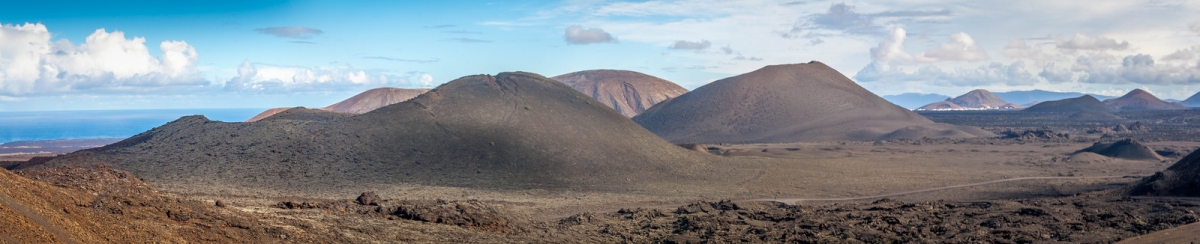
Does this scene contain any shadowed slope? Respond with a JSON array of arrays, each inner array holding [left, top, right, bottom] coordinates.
[[632, 61, 992, 143], [1023, 95, 1116, 113], [1131, 148, 1200, 196], [1183, 91, 1200, 107], [40, 72, 725, 196], [1104, 89, 1185, 111], [552, 70, 688, 117]]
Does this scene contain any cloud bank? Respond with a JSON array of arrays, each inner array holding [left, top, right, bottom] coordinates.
[[224, 60, 429, 93], [0, 23, 204, 96]]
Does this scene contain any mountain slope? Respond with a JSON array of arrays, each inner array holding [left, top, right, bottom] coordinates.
[[1103, 89, 1186, 110], [551, 70, 688, 117], [632, 61, 992, 143], [41, 72, 727, 196], [1023, 95, 1116, 113], [324, 87, 430, 114], [993, 90, 1114, 105], [948, 89, 1021, 109]]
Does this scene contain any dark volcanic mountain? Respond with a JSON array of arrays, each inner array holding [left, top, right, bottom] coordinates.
[[1131, 148, 1200, 196], [993, 90, 1114, 106], [947, 89, 1022, 109], [551, 70, 687, 117], [1182, 91, 1200, 107], [324, 87, 430, 114], [1103, 89, 1186, 110], [1075, 139, 1163, 161], [40, 72, 723, 196], [631, 61, 993, 143], [1022, 95, 1116, 113]]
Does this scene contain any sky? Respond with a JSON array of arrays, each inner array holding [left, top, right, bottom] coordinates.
[[1, 0, 1199, 111]]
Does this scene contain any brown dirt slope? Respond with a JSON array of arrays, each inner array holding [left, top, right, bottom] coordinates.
[[915, 101, 963, 110], [1024, 95, 1116, 113], [1103, 89, 1186, 111], [38, 72, 726, 197], [632, 61, 993, 143], [0, 166, 326, 243], [1131, 148, 1200, 196], [1076, 138, 1164, 161], [323, 87, 430, 114], [948, 89, 1021, 109], [551, 70, 688, 117]]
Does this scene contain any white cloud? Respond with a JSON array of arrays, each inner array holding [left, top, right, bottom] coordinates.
[[224, 60, 417, 92], [669, 40, 711, 50], [1002, 39, 1057, 62], [917, 32, 988, 62], [869, 27, 911, 64], [1055, 33, 1130, 51], [419, 74, 433, 87], [1191, 20, 1200, 34], [564, 25, 616, 44], [0, 23, 204, 96]]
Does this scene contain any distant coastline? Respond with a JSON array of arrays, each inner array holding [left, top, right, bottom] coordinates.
[[0, 108, 265, 144]]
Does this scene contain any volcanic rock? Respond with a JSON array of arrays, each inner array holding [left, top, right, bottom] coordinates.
[[1103, 89, 1186, 111], [39, 72, 722, 196], [1074, 138, 1164, 161], [1023, 95, 1116, 113], [631, 61, 993, 143], [551, 70, 688, 117], [1131, 148, 1200, 196], [1069, 111, 1125, 120]]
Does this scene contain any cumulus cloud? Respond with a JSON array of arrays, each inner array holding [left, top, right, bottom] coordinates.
[[669, 40, 711, 50], [564, 25, 616, 44], [869, 28, 911, 64], [254, 26, 324, 39], [0, 23, 204, 96], [857, 61, 1037, 86], [1003, 39, 1056, 61], [1075, 54, 1200, 85], [224, 60, 422, 92], [916, 32, 988, 62], [1162, 46, 1198, 61], [720, 45, 733, 54], [1056, 33, 1129, 51]]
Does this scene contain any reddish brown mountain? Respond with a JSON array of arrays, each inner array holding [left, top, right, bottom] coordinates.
[[948, 89, 1022, 109], [1023, 95, 1116, 113], [551, 70, 687, 117], [632, 61, 993, 143], [245, 107, 294, 122], [245, 88, 429, 122], [324, 88, 430, 114], [1103, 89, 1185, 110]]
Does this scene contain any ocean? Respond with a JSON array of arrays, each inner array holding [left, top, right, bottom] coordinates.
[[0, 109, 266, 144]]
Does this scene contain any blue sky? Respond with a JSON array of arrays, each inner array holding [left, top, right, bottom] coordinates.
[[2, 0, 1199, 111]]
